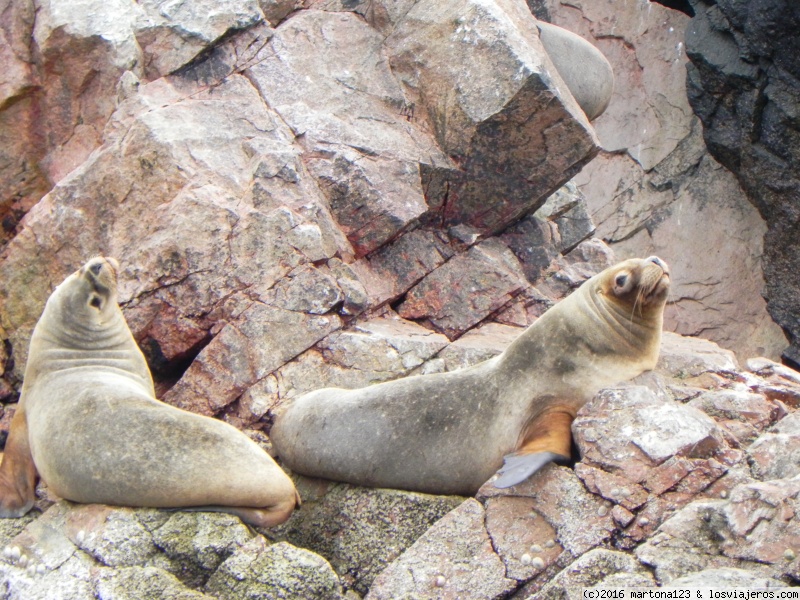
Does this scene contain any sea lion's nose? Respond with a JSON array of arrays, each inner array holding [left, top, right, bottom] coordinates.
[[646, 256, 670, 275]]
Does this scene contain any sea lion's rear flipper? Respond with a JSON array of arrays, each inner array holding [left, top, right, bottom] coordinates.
[[0, 408, 38, 517], [178, 490, 300, 529], [492, 405, 575, 488]]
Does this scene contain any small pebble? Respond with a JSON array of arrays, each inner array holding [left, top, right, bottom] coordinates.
[[26, 564, 35, 577], [17, 555, 27, 568], [36, 564, 46, 575], [531, 557, 545, 569], [784, 549, 796, 561], [529, 544, 542, 553], [521, 553, 532, 565], [544, 539, 555, 549], [76, 530, 86, 544], [638, 518, 650, 527], [610, 488, 620, 497], [9, 547, 20, 561], [434, 575, 446, 588], [598, 506, 609, 517], [619, 489, 631, 498], [720, 490, 728, 499]]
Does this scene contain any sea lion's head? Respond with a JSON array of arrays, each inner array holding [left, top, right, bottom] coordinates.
[[597, 256, 670, 319], [26, 256, 150, 387], [48, 257, 121, 329]]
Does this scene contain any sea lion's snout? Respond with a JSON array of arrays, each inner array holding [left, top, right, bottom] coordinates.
[[640, 256, 670, 306], [647, 255, 670, 283], [84, 257, 119, 278], [80, 257, 120, 312]]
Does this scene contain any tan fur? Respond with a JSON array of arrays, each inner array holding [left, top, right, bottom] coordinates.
[[0, 257, 298, 527], [272, 257, 670, 495]]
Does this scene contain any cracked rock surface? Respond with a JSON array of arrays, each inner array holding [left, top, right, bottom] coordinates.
[[0, 0, 798, 597], [2, 339, 797, 597]]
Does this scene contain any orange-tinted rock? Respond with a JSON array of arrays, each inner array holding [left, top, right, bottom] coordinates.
[[397, 240, 527, 339]]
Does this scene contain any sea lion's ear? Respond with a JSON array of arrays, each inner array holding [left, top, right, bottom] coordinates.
[[491, 405, 575, 488]]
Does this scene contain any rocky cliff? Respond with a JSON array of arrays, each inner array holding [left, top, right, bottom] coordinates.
[[0, 0, 798, 597], [531, 0, 787, 361], [684, 0, 800, 368]]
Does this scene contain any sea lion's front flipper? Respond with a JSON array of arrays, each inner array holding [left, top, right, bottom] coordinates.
[[492, 406, 575, 489], [0, 408, 38, 517], [494, 451, 567, 488]]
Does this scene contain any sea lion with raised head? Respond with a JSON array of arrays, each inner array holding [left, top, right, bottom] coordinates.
[[0, 257, 299, 527], [271, 256, 670, 495]]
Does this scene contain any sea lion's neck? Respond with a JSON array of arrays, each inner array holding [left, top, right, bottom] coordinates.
[[24, 306, 154, 395], [578, 284, 664, 354], [493, 283, 662, 402]]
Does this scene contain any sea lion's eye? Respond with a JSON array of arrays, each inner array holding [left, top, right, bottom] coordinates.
[[615, 274, 627, 288], [89, 296, 102, 309], [90, 263, 103, 275]]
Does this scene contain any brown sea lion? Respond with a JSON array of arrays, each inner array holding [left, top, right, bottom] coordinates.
[[0, 257, 298, 527], [271, 256, 670, 495]]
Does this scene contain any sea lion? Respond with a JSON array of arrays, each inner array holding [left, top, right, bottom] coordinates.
[[271, 256, 670, 495], [0, 257, 298, 527], [536, 21, 615, 121]]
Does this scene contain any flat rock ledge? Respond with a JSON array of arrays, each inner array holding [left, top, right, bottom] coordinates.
[[1, 334, 798, 598]]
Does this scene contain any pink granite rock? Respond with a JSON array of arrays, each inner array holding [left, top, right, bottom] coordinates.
[[574, 464, 648, 511], [747, 412, 800, 481], [397, 239, 527, 339], [574, 385, 732, 484], [479, 466, 615, 558], [484, 496, 562, 581], [386, 0, 600, 234], [163, 304, 341, 416]]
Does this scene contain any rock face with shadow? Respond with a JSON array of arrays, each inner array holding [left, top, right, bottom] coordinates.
[[0, 0, 612, 404], [684, 0, 800, 367], [528, 0, 788, 362]]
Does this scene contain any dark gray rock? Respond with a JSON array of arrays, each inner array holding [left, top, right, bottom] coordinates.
[[686, 0, 800, 365], [205, 539, 344, 600], [271, 483, 463, 595]]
